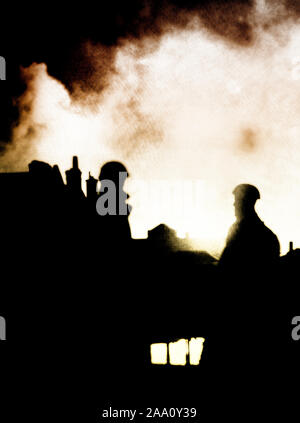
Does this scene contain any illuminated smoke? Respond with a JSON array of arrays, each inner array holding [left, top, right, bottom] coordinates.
[[2, 1, 300, 255]]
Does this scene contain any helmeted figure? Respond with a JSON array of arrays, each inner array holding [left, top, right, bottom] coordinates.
[[219, 184, 280, 272], [209, 184, 282, 413], [97, 161, 132, 246]]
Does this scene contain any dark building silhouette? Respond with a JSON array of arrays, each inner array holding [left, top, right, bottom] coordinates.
[[0, 160, 299, 422], [281, 240, 300, 264], [0, 171, 30, 192], [147, 223, 178, 250]]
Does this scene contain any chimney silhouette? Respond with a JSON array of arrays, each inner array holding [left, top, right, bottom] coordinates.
[[73, 156, 78, 169], [86, 172, 98, 201], [289, 241, 294, 253], [66, 156, 82, 196]]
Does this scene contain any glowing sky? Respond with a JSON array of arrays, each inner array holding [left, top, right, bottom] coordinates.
[[2, 2, 300, 256]]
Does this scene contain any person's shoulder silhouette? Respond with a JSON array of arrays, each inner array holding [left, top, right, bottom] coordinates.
[[219, 184, 280, 272]]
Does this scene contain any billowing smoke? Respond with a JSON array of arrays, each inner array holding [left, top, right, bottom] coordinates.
[[2, 0, 300, 255]]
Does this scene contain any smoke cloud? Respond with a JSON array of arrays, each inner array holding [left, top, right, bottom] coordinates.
[[2, 0, 300, 255]]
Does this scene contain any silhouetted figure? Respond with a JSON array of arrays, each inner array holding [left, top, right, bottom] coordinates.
[[210, 184, 283, 417], [219, 184, 280, 273], [93, 162, 133, 347], [96, 161, 132, 245]]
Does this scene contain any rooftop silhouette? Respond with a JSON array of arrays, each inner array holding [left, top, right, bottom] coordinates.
[[0, 155, 299, 416]]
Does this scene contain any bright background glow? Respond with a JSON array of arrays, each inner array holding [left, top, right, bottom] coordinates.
[[3, 10, 300, 256]]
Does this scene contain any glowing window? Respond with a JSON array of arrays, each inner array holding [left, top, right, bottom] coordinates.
[[189, 337, 205, 365], [150, 337, 205, 366], [169, 339, 189, 366], [150, 343, 168, 364]]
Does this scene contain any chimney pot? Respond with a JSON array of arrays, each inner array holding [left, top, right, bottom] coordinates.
[[73, 156, 78, 169]]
